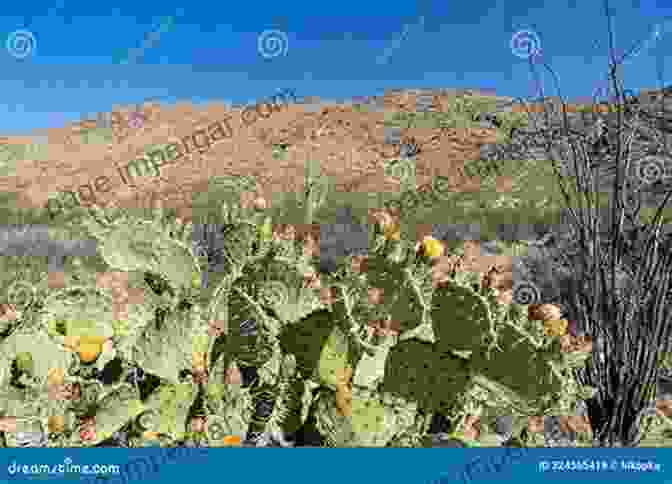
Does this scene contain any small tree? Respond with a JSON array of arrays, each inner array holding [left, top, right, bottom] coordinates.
[[502, 1, 672, 446]]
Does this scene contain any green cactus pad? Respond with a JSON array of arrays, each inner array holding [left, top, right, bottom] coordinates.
[[381, 339, 472, 413], [93, 384, 145, 444], [470, 323, 560, 401], [318, 326, 350, 388], [431, 280, 492, 354], [351, 395, 387, 440], [279, 309, 338, 381]]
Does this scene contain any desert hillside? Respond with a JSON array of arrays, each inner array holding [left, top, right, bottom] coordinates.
[[1, 87, 665, 303]]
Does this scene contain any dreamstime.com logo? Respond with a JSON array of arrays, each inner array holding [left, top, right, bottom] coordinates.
[[6, 457, 120, 480], [77, 447, 209, 484]]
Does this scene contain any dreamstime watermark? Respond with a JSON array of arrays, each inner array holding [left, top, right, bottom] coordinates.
[[92, 447, 208, 484], [5, 279, 38, 311], [510, 29, 541, 59], [6, 29, 36, 59], [619, 17, 672, 68], [257, 30, 289, 59], [383, 174, 455, 213], [428, 447, 529, 484], [45, 88, 300, 220], [120, 14, 178, 65], [375, 16, 425, 66], [512, 281, 542, 305], [633, 155, 672, 185], [6, 457, 120, 480]]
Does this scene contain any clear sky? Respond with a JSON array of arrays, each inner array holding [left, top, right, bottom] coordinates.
[[1, 0, 671, 134]]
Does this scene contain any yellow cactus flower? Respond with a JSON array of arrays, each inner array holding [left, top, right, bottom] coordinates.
[[79, 335, 108, 346], [78, 342, 103, 363], [420, 236, 445, 258], [543, 319, 569, 337]]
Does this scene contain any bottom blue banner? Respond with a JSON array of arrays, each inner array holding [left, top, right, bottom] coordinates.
[[0, 449, 670, 484]]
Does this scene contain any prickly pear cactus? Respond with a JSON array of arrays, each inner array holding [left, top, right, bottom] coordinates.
[[90, 383, 145, 444], [318, 325, 351, 389], [265, 354, 312, 437], [380, 339, 472, 414], [0, 325, 72, 390], [139, 382, 197, 440], [280, 309, 339, 382], [205, 359, 253, 446], [363, 253, 428, 334], [313, 386, 419, 447], [431, 279, 494, 355], [36, 283, 155, 370], [78, 206, 202, 295], [469, 310, 561, 402], [130, 304, 208, 384]]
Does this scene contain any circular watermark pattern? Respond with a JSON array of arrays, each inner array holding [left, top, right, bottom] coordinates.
[[257, 30, 289, 59], [5, 280, 37, 310], [510, 30, 541, 59], [512, 281, 541, 305], [207, 421, 226, 441], [6, 30, 36, 59], [634, 155, 672, 185], [136, 409, 159, 431], [259, 281, 289, 308]]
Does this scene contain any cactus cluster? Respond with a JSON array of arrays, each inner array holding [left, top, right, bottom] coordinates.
[[4, 138, 669, 448]]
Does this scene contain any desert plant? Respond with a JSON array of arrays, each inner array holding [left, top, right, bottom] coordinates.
[[500, 0, 672, 446]]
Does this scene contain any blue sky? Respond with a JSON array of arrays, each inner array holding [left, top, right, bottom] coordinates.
[[1, 0, 671, 134]]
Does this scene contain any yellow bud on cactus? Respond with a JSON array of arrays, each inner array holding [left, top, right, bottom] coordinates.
[[383, 222, 401, 241], [421, 236, 445, 258]]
